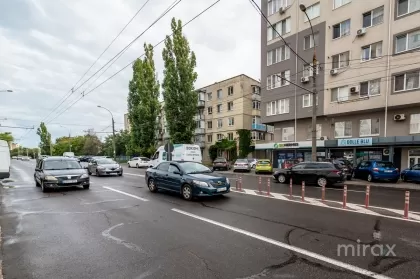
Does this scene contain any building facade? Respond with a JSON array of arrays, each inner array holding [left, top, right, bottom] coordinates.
[[260, 0, 420, 169], [124, 113, 131, 132]]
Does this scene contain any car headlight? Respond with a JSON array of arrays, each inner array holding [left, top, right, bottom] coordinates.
[[226, 178, 230, 184], [44, 175, 58, 182], [192, 180, 209, 187], [80, 174, 89, 179], [97, 166, 105, 169]]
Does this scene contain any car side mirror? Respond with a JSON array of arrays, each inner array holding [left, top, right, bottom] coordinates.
[[173, 170, 182, 175]]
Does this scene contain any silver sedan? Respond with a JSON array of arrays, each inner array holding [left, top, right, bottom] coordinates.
[[87, 158, 123, 177], [233, 159, 251, 172]]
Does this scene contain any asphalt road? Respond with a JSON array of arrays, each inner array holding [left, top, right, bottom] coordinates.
[[1, 160, 420, 279]]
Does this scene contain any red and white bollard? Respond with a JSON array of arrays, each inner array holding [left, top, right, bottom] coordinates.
[[404, 191, 410, 219], [301, 181, 305, 201], [239, 176, 243, 191], [321, 182, 326, 203], [289, 178, 293, 198], [365, 185, 370, 208], [235, 175, 239, 190], [267, 178, 271, 196], [343, 185, 347, 208], [258, 176, 262, 194]]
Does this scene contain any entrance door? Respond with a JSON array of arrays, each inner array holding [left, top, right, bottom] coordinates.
[[409, 156, 420, 168]]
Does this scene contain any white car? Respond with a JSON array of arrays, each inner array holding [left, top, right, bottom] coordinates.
[[127, 157, 150, 168]]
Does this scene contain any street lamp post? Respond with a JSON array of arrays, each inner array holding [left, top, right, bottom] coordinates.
[[60, 125, 72, 152], [97, 105, 116, 160], [300, 4, 318, 162]]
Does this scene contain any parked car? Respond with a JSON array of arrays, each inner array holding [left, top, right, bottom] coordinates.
[[79, 156, 93, 162], [145, 161, 230, 200], [34, 156, 89, 192], [255, 159, 273, 174], [352, 160, 399, 183], [212, 157, 230, 171], [128, 157, 150, 168], [233, 158, 251, 172], [401, 164, 420, 182], [326, 158, 353, 180], [273, 162, 346, 187], [248, 158, 258, 168], [87, 158, 123, 177], [0, 140, 10, 179], [21, 156, 30, 161]]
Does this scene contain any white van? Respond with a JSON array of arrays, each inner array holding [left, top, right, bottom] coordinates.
[[0, 140, 11, 179], [149, 144, 202, 167], [63, 152, 75, 158]]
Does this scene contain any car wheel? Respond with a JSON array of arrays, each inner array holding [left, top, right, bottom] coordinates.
[[277, 174, 286, 184], [255, 171, 259, 174], [128, 163, 131, 168], [118, 172, 123, 177], [391, 178, 399, 183], [402, 174, 407, 182], [41, 181, 48, 193], [35, 178, 40, 187], [83, 184, 90, 189], [317, 177, 328, 187], [182, 184, 193, 201], [367, 174, 373, 182], [347, 175, 352, 181], [136, 164, 139, 168], [148, 178, 158, 193], [352, 172, 356, 179], [96, 170, 101, 177]]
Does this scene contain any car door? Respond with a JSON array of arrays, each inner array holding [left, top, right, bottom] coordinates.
[[129, 157, 137, 166], [290, 163, 306, 184], [354, 161, 366, 179], [89, 160, 97, 173], [34, 159, 42, 184], [155, 162, 170, 189], [166, 164, 183, 192], [406, 164, 420, 181], [302, 163, 319, 184]]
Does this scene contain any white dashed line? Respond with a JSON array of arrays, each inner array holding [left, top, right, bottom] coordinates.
[[102, 186, 148, 201], [172, 208, 393, 279], [124, 173, 145, 177]]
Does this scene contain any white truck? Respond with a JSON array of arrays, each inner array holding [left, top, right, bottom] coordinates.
[[0, 140, 11, 179], [63, 152, 75, 158], [149, 144, 202, 167]]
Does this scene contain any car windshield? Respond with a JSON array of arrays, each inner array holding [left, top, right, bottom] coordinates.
[[179, 162, 211, 174], [376, 162, 394, 168], [97, 159, 117, 164], [44, 160, 81, 170], [214, 158, 226, 163], [258, 160, 270, 165]]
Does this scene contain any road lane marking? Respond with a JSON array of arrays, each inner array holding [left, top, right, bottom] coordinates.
[[171, 208, 393, 279], [103, 186, 148, 201], [81, 199, 126, 205], [345, 203, 381, 216], [381, 208, 420, 221], [124, 173, 145, 177]]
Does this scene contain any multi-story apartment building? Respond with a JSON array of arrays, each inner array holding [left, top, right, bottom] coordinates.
[[124, 113, 131, 132], [194, 74, 274, 163], [260, 0, 420, 169]]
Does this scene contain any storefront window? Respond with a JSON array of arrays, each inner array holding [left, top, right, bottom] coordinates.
[[355, 150, 382, 165]]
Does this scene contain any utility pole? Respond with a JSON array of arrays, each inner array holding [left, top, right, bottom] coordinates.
[[97, 105, 116, 160]]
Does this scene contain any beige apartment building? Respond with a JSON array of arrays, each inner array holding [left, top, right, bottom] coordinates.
[[261, 0, 420, 169], [123, 113, 131, 132]]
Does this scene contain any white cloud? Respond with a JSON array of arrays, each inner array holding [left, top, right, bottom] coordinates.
[[0, 0, 260, 148]]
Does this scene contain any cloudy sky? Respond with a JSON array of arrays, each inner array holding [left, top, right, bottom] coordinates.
[[0, 0, 260, 148]]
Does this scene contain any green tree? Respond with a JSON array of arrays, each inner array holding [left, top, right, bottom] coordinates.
[[52, 136, 70, 156], [102, 130, 131, 157], [162, 18, 198, 143], [0, 132, 13, 143], [83, 135, 102, 155], [237, 129, 253, 158], [128, 43, 160, 156], [36, 122, 52, 155]]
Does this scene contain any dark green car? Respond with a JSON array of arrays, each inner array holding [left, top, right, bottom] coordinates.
[[145, 161, 231, 200]]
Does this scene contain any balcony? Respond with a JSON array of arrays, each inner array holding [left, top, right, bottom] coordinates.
[[194, 114, 204, 121], [252, 93, 261, 101], [197, 100, 205, 108], [252, 123, 267, 132], [195, 128, 205, 134], [194, 140, 205, 148]]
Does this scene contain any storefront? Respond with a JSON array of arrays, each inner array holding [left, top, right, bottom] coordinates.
[[255, 141, 326, 168]]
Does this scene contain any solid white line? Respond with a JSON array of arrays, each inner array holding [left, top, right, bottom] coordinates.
[[124, 173, 145, 177], [102, 186, 148, 201], [383, 208, 420, 221], [346, 203, 381, 216], [171, 208, 393, 279]]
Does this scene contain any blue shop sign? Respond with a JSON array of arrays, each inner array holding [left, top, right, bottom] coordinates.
[[338, 137, 372, 147]]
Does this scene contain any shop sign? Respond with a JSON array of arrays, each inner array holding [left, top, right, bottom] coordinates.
[[274, 142, 299, 149], [338, 137, 372, 147]]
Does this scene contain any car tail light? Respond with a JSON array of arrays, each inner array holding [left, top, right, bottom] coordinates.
[[331, 169, 341, 174], [372, 168, 379, 172]]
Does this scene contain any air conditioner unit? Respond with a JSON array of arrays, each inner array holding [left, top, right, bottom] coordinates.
[[350, 86, 360, 94], [394, 114, 406, 121], [301, 76, 310, 83], [320, 136, 328, 140], [279, 7, 285, 14], [330, 69, 338, 76], [357, 28, 367, 36]]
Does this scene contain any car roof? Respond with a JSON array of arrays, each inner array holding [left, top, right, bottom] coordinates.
[[43, 156, 78, 161]]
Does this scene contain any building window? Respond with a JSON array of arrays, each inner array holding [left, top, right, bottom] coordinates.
[[267, 0, 291, 16], [303, 62, 319, 77], [333, 0, 351, 9], [252, 131, 265, 140], [208, 106, 212, 114], [252, 116, 261, 124], [361, 41, 382, 61], [252, 100, 261, 110], [267, 70, 290, 90], [282, 127, 294, 141], [394, 71, 420, 92], [267, 17, 291, 41], [332, 51, 350, 69], [396, 30, 420, 53], [303, 33, 319, 50], [228, 86, 234, 96], [266, 101, 277, 116], [207, 92, 212, 101], [360, 118, 380, 136], [278, 98, 290, 114], [334, 121, 352, 138], [217, 119, 223, 128], [302, 94, 318, 108], [333, 19, 351, 39], [207, 121, 213, 129], [207, 134, 213, 143], [227, 132, 234, 141], [410, 114, 420, 134], [331, 86, 349, 102], [304, 2, 320, 21], [228, 117, 234, 126], [267, 45, 290, 66], [363, 6, 384, 28], [307, 124, 322, 140], [360, 79, 381, 97], [217, 134, 223, 141], [217, 104, 222, 113], [217, 89, 222, 99], [397, 0, 420, 17], [252, 86, 261, 95], [227, 101, 233, 111]]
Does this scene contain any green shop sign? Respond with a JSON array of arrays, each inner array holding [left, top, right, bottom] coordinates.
[[274, 142, 299, 149]]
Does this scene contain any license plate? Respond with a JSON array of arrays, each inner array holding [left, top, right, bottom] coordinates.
[[63, 180, 77, 184], [217, 187, 227, 192], [385, 170, 392, 173]]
